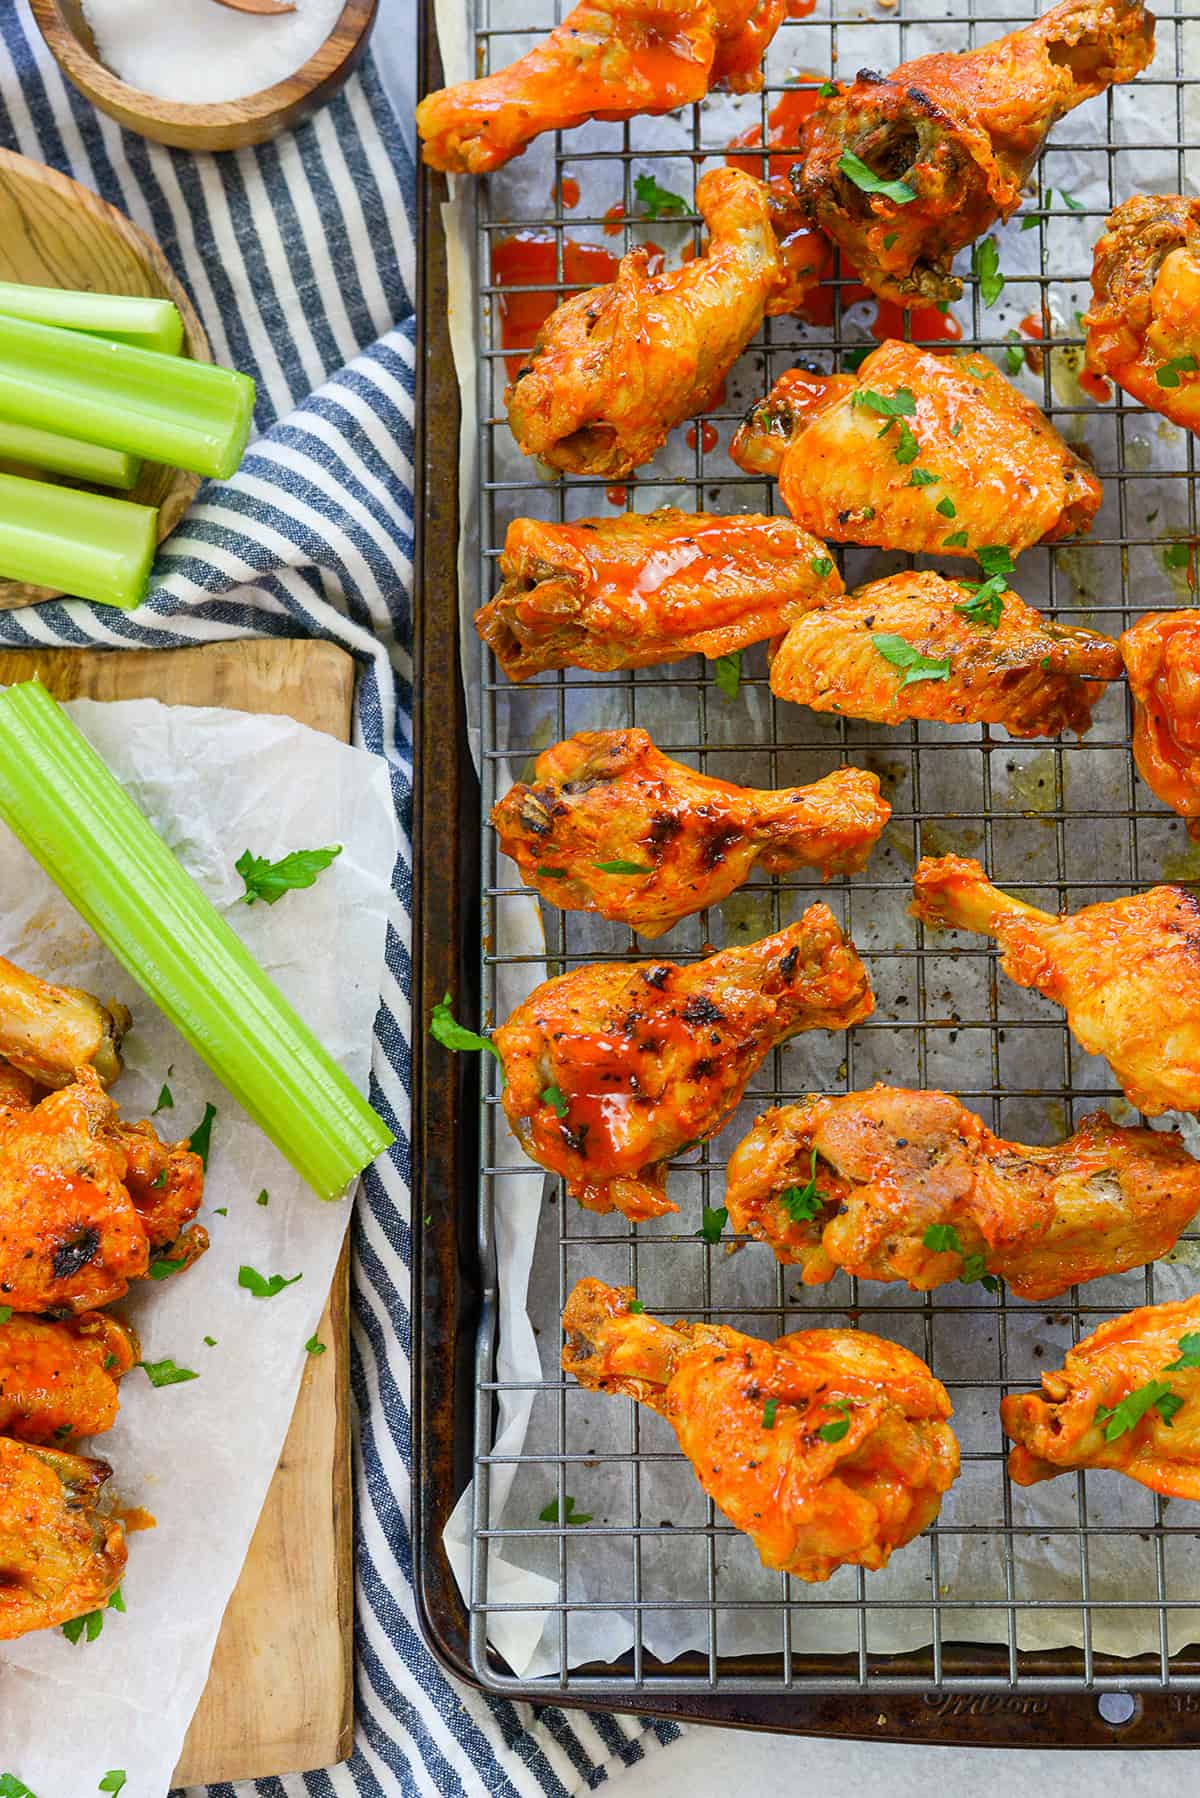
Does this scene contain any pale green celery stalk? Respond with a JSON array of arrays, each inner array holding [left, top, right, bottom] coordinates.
[[0, 283, 184, 355], [0, 313, 255, 480], [0, 418, 139, 490], [0, 681, 394, 1200], [0, 470, 156, 608]]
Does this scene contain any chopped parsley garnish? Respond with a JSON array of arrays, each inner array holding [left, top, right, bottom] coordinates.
[[906, 467, 939, 490], [305, 1335, 327, 1355], [1096, 1380, 1182, 1441], [152, 1082, 173, 1114], [883, 231, 898, 249], [628, 1299, 645, 1314], [187, 1101, 217, 1170], [634, 172, 688, 219], [108, 1585, 125, 1614], [949, 421, 963, 437], [239, 1264, 303, 1300], [1058, 188, 1085, 212], [893, 420, 919, 465], [818, 79, 838, 96], [923, 1222, 963, 1254], [1021, 210, 1041, 231], [62, 1583, 125, 1646], [853, 387, 917, 420], [837, 149, 916, 205], [817, 1401, 852, 1443], [697, 1203, 728, 1244], [593, 859, 653, 875], [872, 633, 952, 685], [1164, 542, 1191, 570], [972, 237, 1005, 307], [1157, 355, 1199, 388], [1005, 332, 1024, 376], [256, 1188, 269, 1206], [99, 1776, 127, 1796], [977, 545, 1015, 578], [936, 495, 957, 518], [539, 1495, 593, 1525], [762, 1398, 779, 1429], [213, 1206, 228, 1217], [0, 1781, 38, 1798], [148, 1253, 186, 1281], [429, 993, 504, 1067], [943, 531, 969, 547], [536, 865, 568, 878], [842, 345, 873, 373], [1165, 1332, 1200, 1371], [959, 1251, 1001, 1292], [811, 556, 834, 578], [0, 1307, 11, 1327], [954, 576, 1006, 629], [714, 649, 742, 700], [541, 1083, 569, 1117], [151, 1167, 167, 1189], [204, 1335, 218, 1346], [236, 844, 342, 906], [780, 1150, 827, 1223], [140, 1357, 199, 1388]]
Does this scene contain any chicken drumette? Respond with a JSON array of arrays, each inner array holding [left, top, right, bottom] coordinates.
[[562, 1278, 959, 1580], [0, 1064, 206, 1313], [768, 571, 1121, 738], [0, 1311, 138, 1446], [492, 730, 890, 936], [794, 0, 1154, 305], [493, 913, 873, 1219], [725, 1087, 1200, 1300], [476, 507, 842, 681], [733, 342, 1103, 558], [1003, 1294, 1200, 1498], [912, 855, 1200, 1116], [418, 0, 791, 174], [0, 955, 129, 1091], [0, 1437, 126, 1639], [1085, 194, 1200, 433], [1122, 611, 1200, 836], [507, 169, 783, 477]]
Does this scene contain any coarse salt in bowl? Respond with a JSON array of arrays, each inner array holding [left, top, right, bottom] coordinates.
[[81, 0, 348, 105]]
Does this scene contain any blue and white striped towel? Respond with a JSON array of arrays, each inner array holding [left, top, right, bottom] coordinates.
[[0, 5, 681, 1793]]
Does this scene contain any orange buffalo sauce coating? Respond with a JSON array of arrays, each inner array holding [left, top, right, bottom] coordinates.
[[491, 235, 621, 382], [1086, 196, 1200, 431], [1122, 610, 1200, 837]]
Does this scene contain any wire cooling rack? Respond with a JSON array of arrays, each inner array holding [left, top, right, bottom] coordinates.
[[462, 0, 1200, 1699]]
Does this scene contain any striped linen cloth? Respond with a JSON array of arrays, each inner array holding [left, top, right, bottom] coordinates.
[[0, 6, 681, 1795]]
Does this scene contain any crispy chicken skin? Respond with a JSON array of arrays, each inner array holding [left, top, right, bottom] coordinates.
[[769, 571, 1121, 738], [506, 169, 783, 478], [492, 730, 890, 936], [1122, 611, 1200, 836], [912, 855, 1200, 1117], [562, 1278, 959, 1580], [0, 1066, 206, 1313], [1085, 194, 1200, 432], [0, 955, 129, 1091], [793, 0, 1154, 304], [476, 508, 843, 681], [493, 913, 873, 1220], [417, 0, 789, 174], [732, 343, 1103, 557], [725, 1088, 1200, 1300], [0, 1312, 138, 1446], [0, 1436, 126, 1639], [1003, 1295, 1200, 1497]]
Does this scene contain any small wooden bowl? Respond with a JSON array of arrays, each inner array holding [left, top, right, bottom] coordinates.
[[0, 151, 210, 610], [28, 0, 378, 153]]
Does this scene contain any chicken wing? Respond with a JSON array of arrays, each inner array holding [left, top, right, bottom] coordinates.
[[0, 1066, 205, 1313], [768, 570, 1121, 738], [0, 1312, 138, 1446], [1085, 195, 1200, 432], [494, 912, 873, 1219], [912, 854, 1200, 1116], [506, 169, 783, 477], [0, 1437, 126, 1639], [1003, 1294, 1200, 1498], [1122, 611, 1200, 836], [732, 342, 1103, 557], [476, 507, 843, 681], [725, 1087, 1200, 1300], [0, 954, 129, 1090], [492, 730, 890, 936], [418, 0, 789, 174], [793, 0, 1154, 305], [562, 1278, 959, 1580]]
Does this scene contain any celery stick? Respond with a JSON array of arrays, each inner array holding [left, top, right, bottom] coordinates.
[[0, 314, 255, 480], [0, 681, 394, 1200], [0, 418, 139, 490], [0, 282, 184, 356], [0, 470, 156, 608]]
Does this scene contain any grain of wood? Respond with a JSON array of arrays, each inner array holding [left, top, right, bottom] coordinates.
[[0, 638, 358, 1783]]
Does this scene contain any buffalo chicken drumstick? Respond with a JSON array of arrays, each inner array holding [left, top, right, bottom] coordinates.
[[0, 954, 129, 1090], [562, 1278, 960, 1580], [1121, 610, 1200, 836], [0, 1312, 138, 1446], [1085, 194, 1200, 433], [0, 1437, 126, 1639]]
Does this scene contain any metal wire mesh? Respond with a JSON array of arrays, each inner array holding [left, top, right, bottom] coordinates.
[[462, 0, 1200, 1697]]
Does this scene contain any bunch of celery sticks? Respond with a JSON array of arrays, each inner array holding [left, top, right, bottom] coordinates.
[[0, 282, 254, 609]]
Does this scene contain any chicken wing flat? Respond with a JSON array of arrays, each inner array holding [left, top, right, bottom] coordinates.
[[0, 1437, 126, 1639], [912, 854, 1200, 1116], [1003, 1294, 1200, 1498], [1122, 610, 1200, 836], [793, 0, 1154, 305], [725, 1087, 1200, 1300], [417, 0, 789, 174], [494, 912, 873, 1219], [492, 730, 890, 937], [733, 343, 1103, 558], [506, 169, 783, 478], [0, 1312, 138, 1446], [0, 954, 129, 1090], [768, 571, 1121, 738], [476, 508, 842, 681], [1085, 195, 1200, 433], [562, 1278, 959, 1580]]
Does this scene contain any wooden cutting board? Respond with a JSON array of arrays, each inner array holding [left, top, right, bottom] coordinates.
[[0, 637, 356, 1785]]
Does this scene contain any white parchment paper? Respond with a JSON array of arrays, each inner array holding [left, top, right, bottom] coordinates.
[[0, 697, 395, 1797]]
